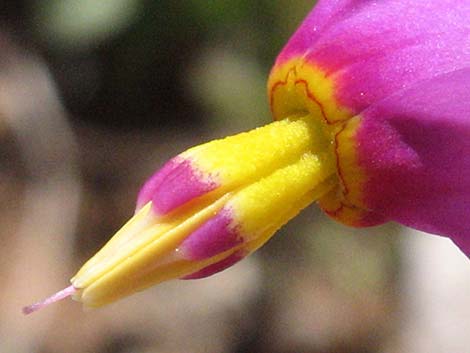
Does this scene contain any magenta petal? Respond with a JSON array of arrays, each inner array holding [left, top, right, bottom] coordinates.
[[136, 158, 218, 215], [451, 236, 470, 258], [355, 68, 470, 254], [179, 208, 242, 261], [136, 158, 183, 210], [181, 251, 245, 280], [277, 0, 470, 114]]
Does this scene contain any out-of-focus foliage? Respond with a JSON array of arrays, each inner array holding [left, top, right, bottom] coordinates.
[[25, 0, 314, 130], [33, 0, 142, 49]]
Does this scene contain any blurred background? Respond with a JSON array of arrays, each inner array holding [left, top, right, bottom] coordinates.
[[1, 1, 469, 352]]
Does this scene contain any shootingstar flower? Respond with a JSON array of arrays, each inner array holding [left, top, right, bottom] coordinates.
[[24, 0, 470, 313]]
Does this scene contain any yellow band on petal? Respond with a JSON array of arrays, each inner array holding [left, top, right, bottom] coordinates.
[[268, 58, 351, 125], [268, 58, 382, 227]]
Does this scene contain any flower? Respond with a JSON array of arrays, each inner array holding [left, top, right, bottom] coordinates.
[[24, 0, 470, 312], [268, 0, 470, 250]]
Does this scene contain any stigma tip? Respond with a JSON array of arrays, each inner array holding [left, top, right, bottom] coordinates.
[[22, 285, 77, 315]]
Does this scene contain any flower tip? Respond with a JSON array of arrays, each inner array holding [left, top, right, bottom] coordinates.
[[22, 285, 77, 315]]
